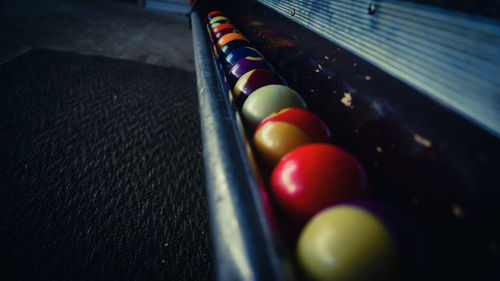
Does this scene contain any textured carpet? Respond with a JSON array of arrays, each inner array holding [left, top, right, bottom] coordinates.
[[0, 49, 214, 281]]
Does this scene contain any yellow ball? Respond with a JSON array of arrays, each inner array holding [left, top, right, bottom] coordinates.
[[232, 69, 255, 100], [211, 22, 221, 29], [297, 206, 399, 281], [253, 121, 311, 166], [209, 16, 229, 24]]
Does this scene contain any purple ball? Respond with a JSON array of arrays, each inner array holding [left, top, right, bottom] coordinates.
[[232, 69, 286, 109], [227, 57, 272, 88], [338, 199, 425, 279]]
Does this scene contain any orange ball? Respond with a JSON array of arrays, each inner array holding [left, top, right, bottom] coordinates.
[[216, 33, 248, 50]]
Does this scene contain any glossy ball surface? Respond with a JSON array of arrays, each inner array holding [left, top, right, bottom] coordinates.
[[241, 85, 306, 131], [214, 28, 241, 41], [216, 33, 248, 50], [206, 11, 223, 22], [210, 22, 222, 30], [209, 16, 229, 24], [270, 143, 367, 224], [256, 108, 331, 142], [228, 57, 272, 87], [297, 206, 399, 281], [254, 121, 311, 167], [211, 23, 237, 35], [224, 47, 262, 69], [341, 199, 422, 277], [219, 40, 252, 59], [233, 69, 286, 107], [210, 20, 230, 29]]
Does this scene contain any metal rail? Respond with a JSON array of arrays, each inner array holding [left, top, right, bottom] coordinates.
[[190, 9, 291, 281]]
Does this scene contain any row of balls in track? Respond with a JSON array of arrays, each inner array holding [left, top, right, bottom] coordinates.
[[205, 10, 412, 281]]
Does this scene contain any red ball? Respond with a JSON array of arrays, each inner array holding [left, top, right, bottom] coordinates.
[[206, 11, 223, 21], [255, 108, 331, 142], [212, 23, 237, 35], [270, 143, 368, 225], [233, 69, 286, 108], [214, 28, 241, 41]]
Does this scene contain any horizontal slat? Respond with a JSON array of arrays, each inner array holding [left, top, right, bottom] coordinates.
[[258, 0, 500, 136]]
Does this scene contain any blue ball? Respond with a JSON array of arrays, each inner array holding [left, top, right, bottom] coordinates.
[[224, 46, 263, 69], [220, 40, 253, 59]]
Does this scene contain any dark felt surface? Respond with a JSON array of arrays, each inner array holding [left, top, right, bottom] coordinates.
[[0, 49, 214, 281]]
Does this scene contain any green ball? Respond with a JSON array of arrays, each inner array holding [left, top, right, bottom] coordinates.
[[297, 206, 399, 281], [241, 85, 306, 132]]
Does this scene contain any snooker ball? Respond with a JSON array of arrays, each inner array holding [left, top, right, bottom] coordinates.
[[270, 143, 368, 224], [209, 16, 229, 24], [233, 69, 286, 107], [227, 57, 272, 87], [216, 33, 248, 50], [219, 40, 253, 59], [205, 11, 224, 22], [256, 108, 331, 142], [210, 22, 223, 29], [214, 28, 241, 41], [224, 47, 263, 69], [296, 205, 399, 281], [254, 120, 312, 167], [342, 199, 423, 278], [211, 23, 237, 35], [253, 108, 331, 166], [241, 85, 307, 132], [210, 19, 231, 29]]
